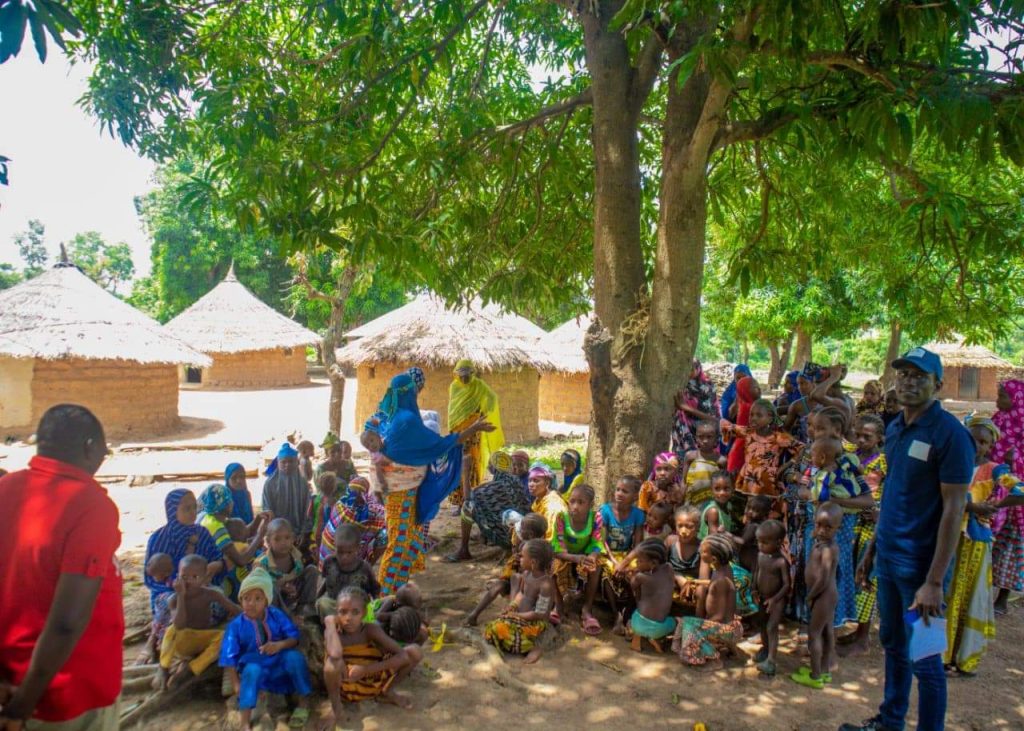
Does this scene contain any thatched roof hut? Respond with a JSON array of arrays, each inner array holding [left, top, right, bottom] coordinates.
[[539, 314, 593, 425], [339, 293, 552, 442], [164, 265, 318, 388], [924, 338, 1016, 401], [0, 265, 209, 436]]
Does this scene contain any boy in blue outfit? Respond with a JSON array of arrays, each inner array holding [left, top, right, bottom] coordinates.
[[219, 567, 312, 729]]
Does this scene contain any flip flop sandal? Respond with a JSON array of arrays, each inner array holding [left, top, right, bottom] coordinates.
[[288, 706, 310, 729], [442, 553, 471, 563], [756, 659, 776, 676], [581, 616, 602, 636], [790, 668, 825, 689]]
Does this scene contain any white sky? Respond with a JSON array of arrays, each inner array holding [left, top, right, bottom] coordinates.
[[0, 51, 155, 276]]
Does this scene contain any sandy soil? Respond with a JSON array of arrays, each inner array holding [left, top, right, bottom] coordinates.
[[117, 506, 1024, 731]]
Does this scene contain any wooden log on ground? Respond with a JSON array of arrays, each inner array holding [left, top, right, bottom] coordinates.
[[122, 626, 150, 646], [119, 667, 215, 728], [121, 664, 159, 678]]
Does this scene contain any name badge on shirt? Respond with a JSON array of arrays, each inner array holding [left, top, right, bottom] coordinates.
[[908, 440, 931, 462]]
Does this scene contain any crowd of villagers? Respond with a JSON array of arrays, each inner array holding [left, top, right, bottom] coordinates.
[[134, 357, 1024, 727]]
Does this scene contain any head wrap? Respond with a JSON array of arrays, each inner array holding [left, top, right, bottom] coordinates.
[[490, 450, 512, 474], [720, 364, 752, 419], [225, 462, 245, 485], [528, 463, 554, 483], [649, 451, 681, 482], [144, 488, 220, 601], [511, 449, 529, 462], [966, 415, 1001, 443], [239, 567, 274, 604], [321, 432, 340, 448], [407, 367, 426, 391], [993, 380, 1024, 477], [199, 483, 234, 517], [454, 359, 474, 374], [264, 442, 299, 477], [348, 476, 371, 492], [378, 373, 419, 423]]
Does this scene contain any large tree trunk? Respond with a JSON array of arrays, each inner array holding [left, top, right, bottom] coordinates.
[[581, 2, 727, 498], [794, 326, 813, 369], [780, 333, 794, 375], [581, 2, 651, 497], [768, 342, 783, 388], [881, 320, 902, 387]]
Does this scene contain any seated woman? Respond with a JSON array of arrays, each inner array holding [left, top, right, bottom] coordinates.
[[448, 451, 533, 562], [140, 489, 225, 663], [198, 484, 267, 601]]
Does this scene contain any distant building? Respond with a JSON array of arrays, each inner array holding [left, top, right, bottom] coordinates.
[[539, 314, 593, 425], [164, 264, 318, 388], [338, 294, 553, 443], [925, 339, 1017, 401], [0, 264, 209, 436]]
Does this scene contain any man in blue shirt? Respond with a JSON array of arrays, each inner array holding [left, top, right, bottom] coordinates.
[[840, 347, 974, 731]]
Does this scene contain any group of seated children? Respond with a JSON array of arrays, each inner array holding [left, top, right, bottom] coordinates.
[[145, 439, 428, 729], [464, 412, 888, 687]]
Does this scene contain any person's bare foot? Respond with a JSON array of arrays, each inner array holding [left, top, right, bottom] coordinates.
[[377, 689, 413, 709], [318, 701, 347, 731], [838, 638, 870, 657], [612, 617, 627, 636], [167, 663, 193, 689], [829, 656, 840, 673], [524, 648, 543, 664], [152, 667, 169, 691]]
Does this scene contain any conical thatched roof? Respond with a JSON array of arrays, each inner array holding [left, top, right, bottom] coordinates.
[[164, 265, 318, 354], [0, 265, 210, 365], [338, 293, 556, 370], [923, 338, 1011, 368], [546, 314, 592, 374]]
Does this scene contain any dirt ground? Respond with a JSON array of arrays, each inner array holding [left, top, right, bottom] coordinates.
[[116, 506, 1024, 731], [3, 380, 1020, 730]]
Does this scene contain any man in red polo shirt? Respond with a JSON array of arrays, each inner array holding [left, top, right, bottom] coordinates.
[[0, 404, 123, 730]]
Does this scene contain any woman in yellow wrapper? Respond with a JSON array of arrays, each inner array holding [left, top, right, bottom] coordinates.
[[448, 359, 505, 509]]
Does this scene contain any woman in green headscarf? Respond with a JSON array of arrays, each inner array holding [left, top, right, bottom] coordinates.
[[448, 359, 505, 508]]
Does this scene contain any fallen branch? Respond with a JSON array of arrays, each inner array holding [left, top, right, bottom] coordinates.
[[122, 627, 150, 646], [119, 667, 216, 728]]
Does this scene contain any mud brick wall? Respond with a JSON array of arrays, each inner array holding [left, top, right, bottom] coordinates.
[[355, 362, 541, 443], [937, 365, 1000, 401], [538, 371, 592, 425], [186, 348, 309, 388], [30, 358, 180, 435], [0, 356, 33, 429]]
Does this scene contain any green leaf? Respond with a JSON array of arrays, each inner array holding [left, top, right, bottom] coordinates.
[[28, 12, 46, 62], [0, 0, 28, 64]]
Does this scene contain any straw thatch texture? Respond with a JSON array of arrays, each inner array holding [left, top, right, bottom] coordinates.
[[0, 266, 209, 366], [545, 314, 592, 374], [338, 293, 554, 370], [164, 266, 318, 354]]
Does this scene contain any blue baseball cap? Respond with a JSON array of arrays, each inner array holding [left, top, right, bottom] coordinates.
[[892, 347, 943, 380]]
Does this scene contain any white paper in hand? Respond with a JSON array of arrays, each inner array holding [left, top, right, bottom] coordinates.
[[906, 609, 947, 662]]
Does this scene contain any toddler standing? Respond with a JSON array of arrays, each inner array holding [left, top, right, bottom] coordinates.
[[791, 503, 842, 689]]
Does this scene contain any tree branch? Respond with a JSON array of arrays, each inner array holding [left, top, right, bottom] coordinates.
[[629, 31, 664, 113], [712, 107, 798, 151], [805, 52, 898, 92], [494, 89, 593, 135]]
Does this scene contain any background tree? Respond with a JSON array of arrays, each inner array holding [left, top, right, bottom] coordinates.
[[65, 230, 135, 294], [0, 263, 21, 290], [71, 0, 1024, 492], [12, 218, 47, 278]]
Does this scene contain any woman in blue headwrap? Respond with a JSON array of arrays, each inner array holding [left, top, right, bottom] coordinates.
[[720, 364, 753, 422], [138, 488, 225, 660], [360, 373, 495, 595], [199, 483, 267, 600]]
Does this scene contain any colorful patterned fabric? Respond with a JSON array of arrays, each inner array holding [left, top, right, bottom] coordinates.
[[993, 523, 1024, 592], [672, 360, 719, 455], [449, 365, 505, 489], [531, 490, 569, 542], [337, 642, 397, 701], [726, 377, 758, 473], [200, 512, 249, 601], [853, 454, 885, 624], [731, 562, 758, 617], [944, 535, 995, 672], [378, 489, 424, 596], [199, 483, 234, 517], [460, 460, 532, 548], [991, 380, 1024, 556], [319, 493, 387, 568], [145, 489, 221, 607], [801, 511, 858, 626], [721, 421, 803, 498], [673, 615, 742, 665], [720, 364, 752, 421], [631, 611, 676, 639], [483, 606, 549, 654], [684, 455, 721, 507]]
